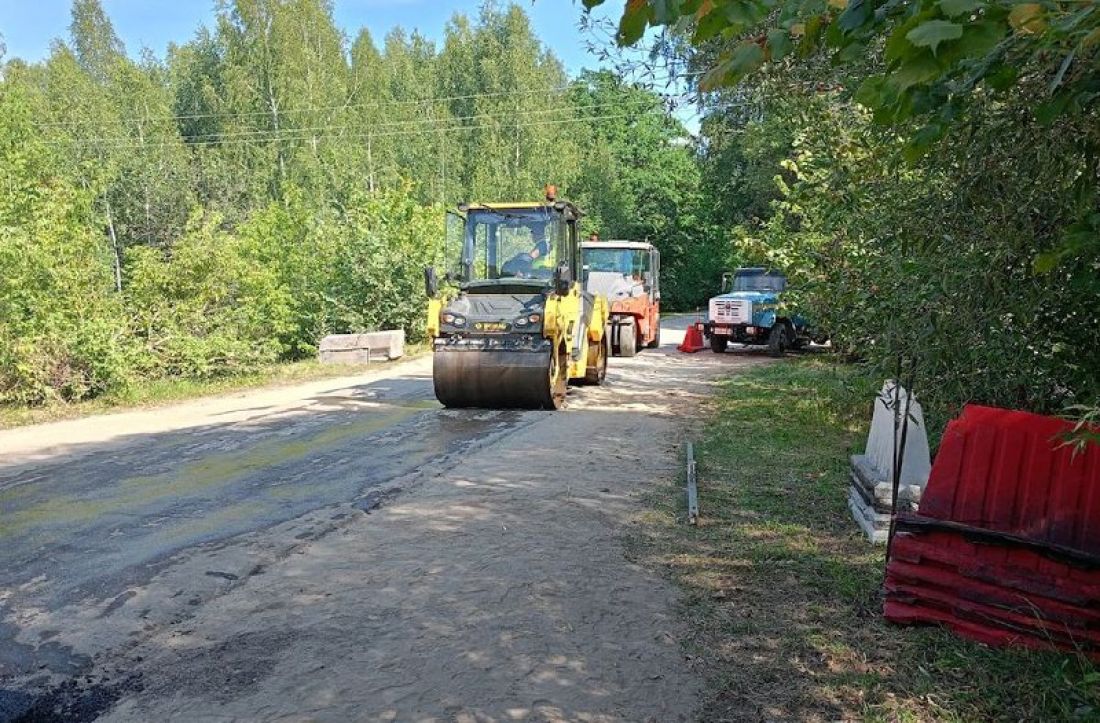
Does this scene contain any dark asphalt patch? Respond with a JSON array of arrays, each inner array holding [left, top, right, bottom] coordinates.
[[0, 675, 139, 723], [355, 487, 403, 514], [204, 571, 239, 582], [0, 620, 89, 680], [130, 630, 288, 704]]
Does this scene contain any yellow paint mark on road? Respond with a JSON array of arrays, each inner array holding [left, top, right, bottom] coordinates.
[[0, 404, 422, 536]]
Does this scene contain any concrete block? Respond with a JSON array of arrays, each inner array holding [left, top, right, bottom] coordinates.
[[850, 455, 924, 507], [863, 380, 931, 488], [848, 486, 889, 544], [848, 380, 931, 545], [318, 331, 404, 364]]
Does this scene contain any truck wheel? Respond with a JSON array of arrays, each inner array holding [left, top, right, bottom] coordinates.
[[647, 321, 661, 348], [619, 322, 637, 358], [710, 334, 727, 353], [767, 324, 789, 357]]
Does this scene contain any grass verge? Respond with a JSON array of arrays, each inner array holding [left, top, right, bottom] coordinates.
[[629, 358, 1099, 722], [0, 345, 427, 430]]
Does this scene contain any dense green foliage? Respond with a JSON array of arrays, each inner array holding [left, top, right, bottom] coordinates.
[[569, 70, 722, 307], [0, 82, 130, 403], [592, 0, 1100, 422], [9, 0, 1095, 422], [0, 0, 710, 405]]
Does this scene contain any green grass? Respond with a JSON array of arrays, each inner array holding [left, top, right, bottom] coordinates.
[[0, 345, 427, 430], [629, 359, 1100, 722]]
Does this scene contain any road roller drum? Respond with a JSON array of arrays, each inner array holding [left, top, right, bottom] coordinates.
[[432, 339, 567, 410]]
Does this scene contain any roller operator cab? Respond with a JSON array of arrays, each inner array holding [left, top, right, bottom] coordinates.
[[580, 240, 661, 357], [702, 268, 819, 356], [425, 189, 610, 409]]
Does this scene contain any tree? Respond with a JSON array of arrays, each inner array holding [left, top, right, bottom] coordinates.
[[569, 70, 715, 307], [348, 28, 390, 195], [69, 0, 125, 82], [587, 0, 1100, 422], [380, 28, 446, 202], [462, 4, 578, 201], [0, 78, 133, 403], [213, 0, 351, 202]]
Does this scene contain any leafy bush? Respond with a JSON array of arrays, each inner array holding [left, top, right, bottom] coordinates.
[[125, 212, 292, 378], [325, 190, 444, 342]]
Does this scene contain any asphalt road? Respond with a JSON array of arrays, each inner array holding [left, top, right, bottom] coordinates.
[[0, 313, 761, 722], [0, 360, 530, 676]]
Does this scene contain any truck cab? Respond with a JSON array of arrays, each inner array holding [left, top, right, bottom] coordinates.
[[702, 268, 811, 356]]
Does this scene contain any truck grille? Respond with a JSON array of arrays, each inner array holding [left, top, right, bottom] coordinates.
[[710, 298, 751, 324]]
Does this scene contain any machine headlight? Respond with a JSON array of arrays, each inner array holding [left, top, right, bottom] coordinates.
[[441, 312, 466, 327], [514, 313, 541, 327]]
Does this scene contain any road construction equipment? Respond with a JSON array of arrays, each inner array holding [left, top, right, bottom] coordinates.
[[425, 187, 610, 409], [581, 240, 661, 357]]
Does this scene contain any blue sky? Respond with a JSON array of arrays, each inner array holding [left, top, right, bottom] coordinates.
[[1, 0, 618, 74]]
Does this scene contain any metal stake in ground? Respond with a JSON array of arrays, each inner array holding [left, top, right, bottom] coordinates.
[[686, 442, 699, 526]]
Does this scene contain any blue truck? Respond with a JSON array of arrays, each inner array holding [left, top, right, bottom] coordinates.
[[701, 268, 816, 356]]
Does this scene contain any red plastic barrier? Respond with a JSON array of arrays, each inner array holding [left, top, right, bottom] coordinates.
[[919, 405, 1100, 554], [884, 404, 1100, 658]]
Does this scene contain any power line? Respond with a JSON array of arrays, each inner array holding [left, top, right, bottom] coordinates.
[[32, 83, 668, 130], [59, 108, 676, 153], [46, 96, 689, 147], [29, 85, 578, 129], [29, 73, 706, 130]]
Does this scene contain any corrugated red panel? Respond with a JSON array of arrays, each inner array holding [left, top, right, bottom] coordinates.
[[890, 531, 1100, 605], [884, 404, 1100, 657], [885, 537, 1100, 657], [918, 405, 1100, 555]]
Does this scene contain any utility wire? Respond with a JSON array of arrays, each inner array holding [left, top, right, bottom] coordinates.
[[67, 109, 674, 153], [29, 85, 576, 129], [47, 96, 688, 147], [30, 73, 706, 130]]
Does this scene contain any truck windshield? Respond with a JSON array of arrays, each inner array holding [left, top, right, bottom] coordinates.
[[459, 208, 566, 282], [583, 248, 649, 279], [733, 271, 786, 292]]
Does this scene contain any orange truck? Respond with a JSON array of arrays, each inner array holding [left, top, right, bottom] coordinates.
[[581, 239, 661, 356]]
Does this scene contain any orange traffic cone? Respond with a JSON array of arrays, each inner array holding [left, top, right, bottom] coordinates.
[[678, 322, 707, 353]]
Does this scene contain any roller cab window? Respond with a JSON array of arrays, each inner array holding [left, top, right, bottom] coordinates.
[[461, 208, 567, 283], [582, 248, 649, 281]]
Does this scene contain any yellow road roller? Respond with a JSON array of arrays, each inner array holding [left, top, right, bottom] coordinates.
[[425, 187, 610, 409]]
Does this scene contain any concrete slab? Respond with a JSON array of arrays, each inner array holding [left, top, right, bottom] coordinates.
[[848, 380, 931, 544], [318, 330, 405, 363]]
